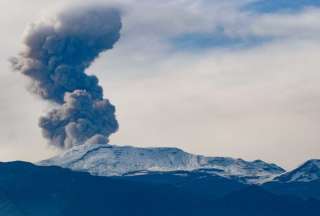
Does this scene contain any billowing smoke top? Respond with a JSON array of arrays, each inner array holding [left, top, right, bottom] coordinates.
[[11, 6, 122, 149]]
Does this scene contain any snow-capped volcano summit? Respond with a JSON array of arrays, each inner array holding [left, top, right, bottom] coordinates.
[[39, 143, 285, 184], [274, 159, 320, 183]]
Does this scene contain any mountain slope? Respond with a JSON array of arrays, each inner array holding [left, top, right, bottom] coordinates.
[[263, 179, 320, 200], [39, 143, 285, 184], [0, 161, 319, 216], [0, 189, 24, 216], [263, 160, 320, 199], [263, 160, 320, 200], [211, 186, 320, 216], [274, 159, 320, 183], [115, 169, 246, 199], [0, 161, 211, 216]]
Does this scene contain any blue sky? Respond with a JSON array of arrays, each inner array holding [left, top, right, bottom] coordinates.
[[171, 30, 271, 50], [246, 0, 320, 13], [170, 0, 320, 50], [0, 0, 320, 169]]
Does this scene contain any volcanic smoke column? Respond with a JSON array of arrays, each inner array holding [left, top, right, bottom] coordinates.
[[11, 6, 122, 149]]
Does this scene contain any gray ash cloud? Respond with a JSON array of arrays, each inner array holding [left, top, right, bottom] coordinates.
[[11, 6, 122, 149]]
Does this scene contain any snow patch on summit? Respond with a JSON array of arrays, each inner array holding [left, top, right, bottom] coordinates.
[[39, 143, 285, 184], [275, 159, 320, 183]]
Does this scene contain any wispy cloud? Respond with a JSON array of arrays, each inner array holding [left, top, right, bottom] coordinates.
[[104, 0, 320, 51]]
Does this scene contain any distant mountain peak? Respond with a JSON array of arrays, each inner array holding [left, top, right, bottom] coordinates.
[[274, 159, 320, 183], [39, 143, 285, 184]]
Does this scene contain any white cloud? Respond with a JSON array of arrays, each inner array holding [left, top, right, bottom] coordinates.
[[102, 40, 320, 169], [238, 8, 320, 40]]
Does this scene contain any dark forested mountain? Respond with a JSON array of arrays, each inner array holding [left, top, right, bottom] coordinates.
[[0, 161, 319, 216], [263, 159, 320, 199]]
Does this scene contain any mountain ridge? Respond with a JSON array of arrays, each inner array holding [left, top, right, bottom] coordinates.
[[39, 143, 285, 184], [274, 159, 320, 183], [0, 161, 319, 216]]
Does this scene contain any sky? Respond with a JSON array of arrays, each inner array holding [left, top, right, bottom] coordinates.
[[1, 0, 320, 169]]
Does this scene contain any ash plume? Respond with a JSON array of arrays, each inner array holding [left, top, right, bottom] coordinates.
[[11, 6, 121, 149]]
